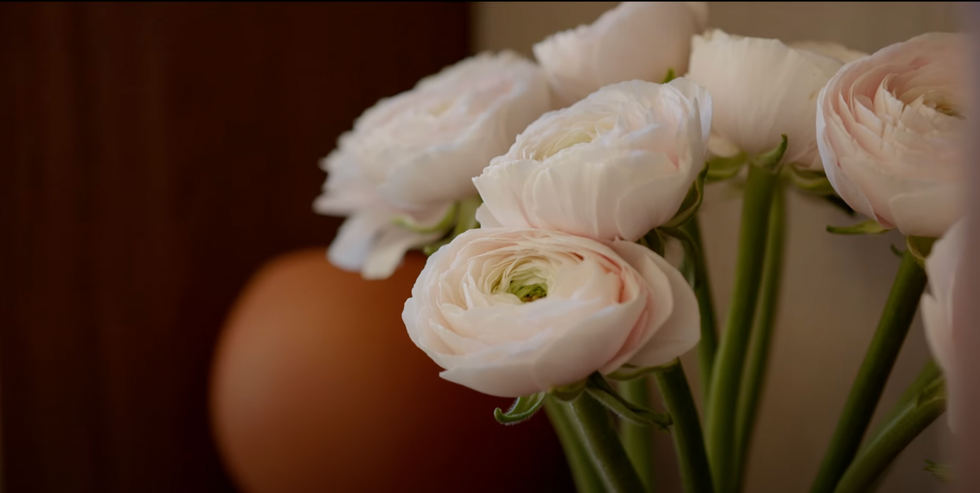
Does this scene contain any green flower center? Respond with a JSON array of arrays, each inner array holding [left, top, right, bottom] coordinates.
[[489, 257, 551, 303], [508, 283, 548, 303]]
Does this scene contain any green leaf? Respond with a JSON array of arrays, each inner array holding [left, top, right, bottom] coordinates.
[[393, 203, 458, 234], [584, 373, 672, 431], [662, 226, 702, 288], [706, 152, 748, 182], [924, 460, 952, 483], [662, 68, 676, 84], [826, 219, 892, 235], [662, 162, 709, 230], [787, 167, 836, 196], [493, 392, 546, 426], [750, 134, 788, 172], [890, 244, 905, 258], [551, 379, 588, 402], [907, 235, 938, 268]]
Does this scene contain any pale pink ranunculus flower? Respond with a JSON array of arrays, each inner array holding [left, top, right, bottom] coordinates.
[[533, 2, 708, 108], [402, 228, 700, 398], [817, 33, 968, 237], [687, 29, 865, 169], [473, 78, 711, 243], [921, 219, 967, 431], [314, 51, 551, 279]]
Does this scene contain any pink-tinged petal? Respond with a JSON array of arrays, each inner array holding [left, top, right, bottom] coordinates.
[[475, 80, 708, 242], [816, 32, 967, 237], [403, 228, 697, 397], [621, 245, 700, 368]]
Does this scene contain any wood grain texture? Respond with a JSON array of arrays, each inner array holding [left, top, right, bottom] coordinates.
[[0, 4, 469, 492]]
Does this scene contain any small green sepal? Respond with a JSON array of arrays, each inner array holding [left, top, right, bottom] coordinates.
[[661, 163, 708, 230], [584, 373, 672, 431], [706, 152, 748, 182], [924, 460, 952, 484], [826, 219, 892, 235], [750, 134, 788, 173], [606, 363, 673, 382], [907, 235, 938, 268], [493, 392, 546, 426], [550, 379, 588, 402], [394, 204, 458, 235], [420, 196, 483, 255]]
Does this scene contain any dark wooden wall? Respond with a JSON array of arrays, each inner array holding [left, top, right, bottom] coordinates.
[[0, 4, 470, 492]]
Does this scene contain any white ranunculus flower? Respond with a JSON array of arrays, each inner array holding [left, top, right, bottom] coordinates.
[[473, 79, 711, 242], [688, 29, 863, 170], [921, 219, 967, 430], [817, 33, 968, 237], [533, 2, 708, 107], [403, 228, 700, 398], [314, 51, 551, 279]]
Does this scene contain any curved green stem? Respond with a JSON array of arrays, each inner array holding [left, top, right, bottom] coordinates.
[[681, 215, 718, 404], [655, 360, 715, 493], [704, 164, 782, 493], [833, 378, 946, 493], [565, 393, 647, 493], [620, 379, 655, 492], [868, 360, 941, 446], [809, 249, 928, 493], [544, 396, 605, 493], [865, 360, 942, 493], [732, 183, 787, 492]]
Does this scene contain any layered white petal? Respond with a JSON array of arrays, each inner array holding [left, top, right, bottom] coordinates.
[[314, 51, 551, 279], [349, 51, 551, 209], [474, 79, 711, 242], [921, 219, 966, 431], [688, 29, 851, 170], [403, 228, 699, 397], [613, 242, 701, 368], [533, 2, 708, 107], [817, 33, 968, 237], [326, 205, 447, 280]]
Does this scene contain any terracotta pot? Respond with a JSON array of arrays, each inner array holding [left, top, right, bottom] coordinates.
[[210, 248, 571, 493]]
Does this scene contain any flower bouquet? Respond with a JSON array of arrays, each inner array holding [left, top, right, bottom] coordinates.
[[313, 3, 968, 492]]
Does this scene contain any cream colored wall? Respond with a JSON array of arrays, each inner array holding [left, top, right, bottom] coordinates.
[[472, 3, 960, 493]]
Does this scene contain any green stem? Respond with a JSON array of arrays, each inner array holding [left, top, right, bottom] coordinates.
[[681, 215, 718, 404], [732, 183, 787, 492], [704, 164, 782, 493], [655, 360, 715, 493], [565, 393, 647, 493], [808, 250, 928, 493], [833, 378, 946, 493], [620, 379, 655, 492], [544, 396, 605, 493]]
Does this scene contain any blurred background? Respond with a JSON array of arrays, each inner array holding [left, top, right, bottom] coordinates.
[[0, 2, 962, 493]]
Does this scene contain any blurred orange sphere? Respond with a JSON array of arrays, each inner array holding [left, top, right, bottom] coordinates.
[[209, 248, 571, 493]]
